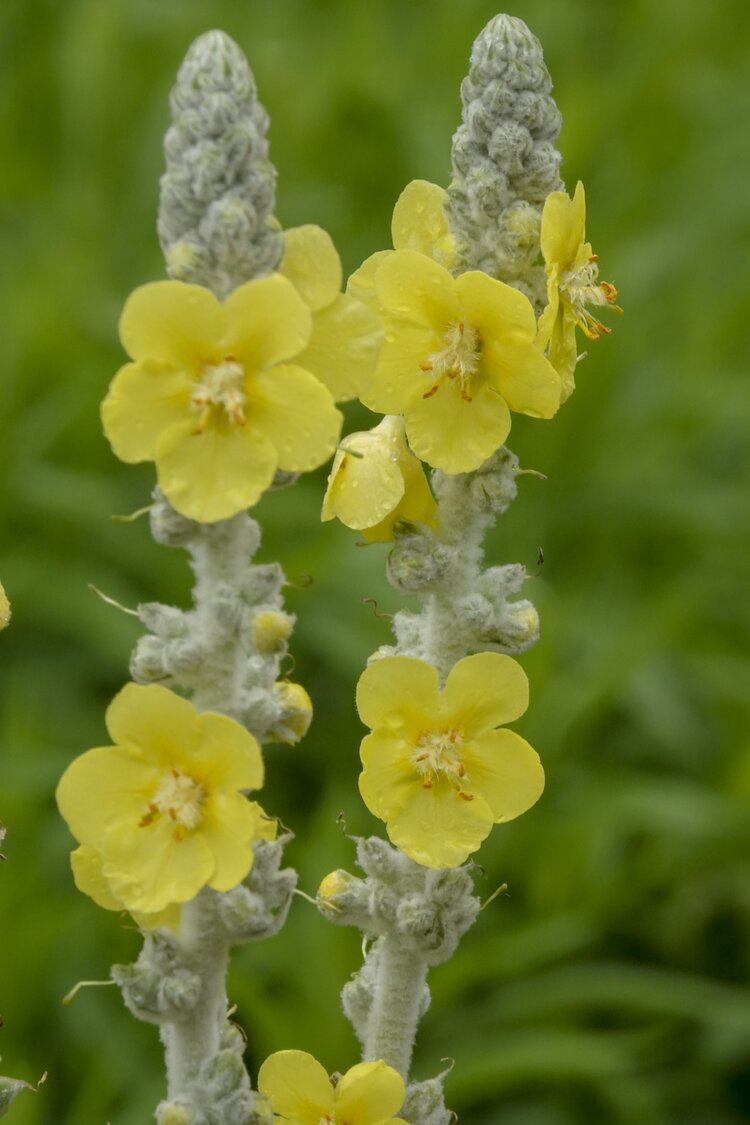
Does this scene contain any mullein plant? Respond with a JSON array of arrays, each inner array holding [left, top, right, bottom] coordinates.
[[54, 13, 619, 1125]]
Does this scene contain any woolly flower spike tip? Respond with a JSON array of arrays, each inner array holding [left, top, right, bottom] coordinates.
[[101, 276, 342, 523], [56, 683, 266, 915], [357, 653, 544, 868], [537, 181, 621, 401], [360, 250, 561, 473], [257, 1050, 407, 1125], [322, 415, 437, 542], [280, 224, 383, 402]]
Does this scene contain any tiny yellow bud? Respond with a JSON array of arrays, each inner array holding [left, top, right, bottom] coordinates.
[[0, 581, 10, 630], [274, 681, 313, 742], [317, 869, 355, 912], [252, 610, 293, 654], [156, 1103, 192, 1125]]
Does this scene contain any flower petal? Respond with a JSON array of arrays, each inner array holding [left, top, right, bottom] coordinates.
[[456, 270, 537, 344], [103, 816, 214, 913], [70, 845, 123, 911], [297, 293, 383, 402], [156, 415, 277, 522], [361, 321, 436, 414], [120, 281, 222, 366], [101, 361, 191, 463], [105, 683, 200, 765], [202, 792, 257, 892], [56, 745, 157, 848], [356, 656, 441, 731], [386, 776, 494, 868], [193, 711, 264, 791], [375, 250, 459, 332], [541, 181, 586, 269], [484, 340, 561, 419], [222, 274, 312, 370], [249, 363, 342, 472], [404, 380, 511, 474], [461, 729, 544, 822], [336, 1060, 406, 1125], [440, 653, 529, 734], [347, 250, 393, 310], [257, 1050, 334, 1125], [359, 730, 416, 821], [280, 225, 342, 311], [391, 179, 449, 256], [322, 427, 404, 530]]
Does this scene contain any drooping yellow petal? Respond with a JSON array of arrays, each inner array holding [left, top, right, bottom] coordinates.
[[103, 816, 214, 913], [70, 845, 123, 912], [120, 281, 222, 367], [440, 652, 529, 735], [358, 730, 415, 822], [385, 775, 494, 869], [540, 181, 586, 269], [257, 1050, 334, 1125], [192, 711, 264, 792], [56, 745, 157, 848], [155, 415, 277, 522], [249, 363, 342, 472], [361, 457, 436, 543], [297, 292, 383, 402], [461, 730, 544, 822], [0, 581, 10, 630], [404, 379, 511, 474], [105, 682, 200, 766], [322, 425, 404, 530], [280, 225, 342, 312], [375, 250, 459, 333], [391, 179, 450, 257], [101, 362, 191, 463], [356, 656, 441, 731], [335, 1060, 406, 1125], [222, 274, 312, 371]]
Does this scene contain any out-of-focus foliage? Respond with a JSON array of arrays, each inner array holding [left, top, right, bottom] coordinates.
[[0, 1, 748, 1123]]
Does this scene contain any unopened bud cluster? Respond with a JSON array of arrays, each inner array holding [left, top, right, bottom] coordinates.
[[446, 13, 564, 306], [159, 29, 283, 297]]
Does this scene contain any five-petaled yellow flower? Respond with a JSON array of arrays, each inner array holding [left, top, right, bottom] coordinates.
[[359, 250, 561, 474], [279, 225, 383, 402], [537, 181, 621, 402], [56, 683, 266, 915], [357, 653, 544, 868], [321, 415, 437, 542], [257, 1050, 407, 1125], [102, 276, 343, 522]]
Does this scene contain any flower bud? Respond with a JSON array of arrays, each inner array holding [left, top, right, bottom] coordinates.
[[269, 681, 313, 743], [251, 609, 293, 654]]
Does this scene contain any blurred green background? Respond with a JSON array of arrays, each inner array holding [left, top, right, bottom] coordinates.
[[1, 0, 749, 1122]]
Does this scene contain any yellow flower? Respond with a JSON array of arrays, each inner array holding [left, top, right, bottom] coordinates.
[[347, 179, 454, 311], [360, 250, 561, 474], [321, 415, 437, 543], [101, 276, 343, 522], [56, 683, 266, 915], [279, 225, 383, 401], [257, 1050, 407, 1125], [0, 581, 10, 630], [537, 181, 622, 402], [357, 653, 544, 868]]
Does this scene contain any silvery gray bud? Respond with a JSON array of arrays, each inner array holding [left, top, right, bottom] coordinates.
[[386, 534, 453, 594], [150, 489, 200, 548], [402, 1074, 454, 1125]]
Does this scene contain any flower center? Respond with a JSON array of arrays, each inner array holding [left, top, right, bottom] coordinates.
[[139, 767, 206, 841], [420, 319, 480, 402], [559, 256, 621, 341], [190, 355, 247, 431], [410, 727, 474, 800]]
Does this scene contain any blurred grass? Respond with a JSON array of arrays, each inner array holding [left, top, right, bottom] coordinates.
[[1, 0, 749, 1122]]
